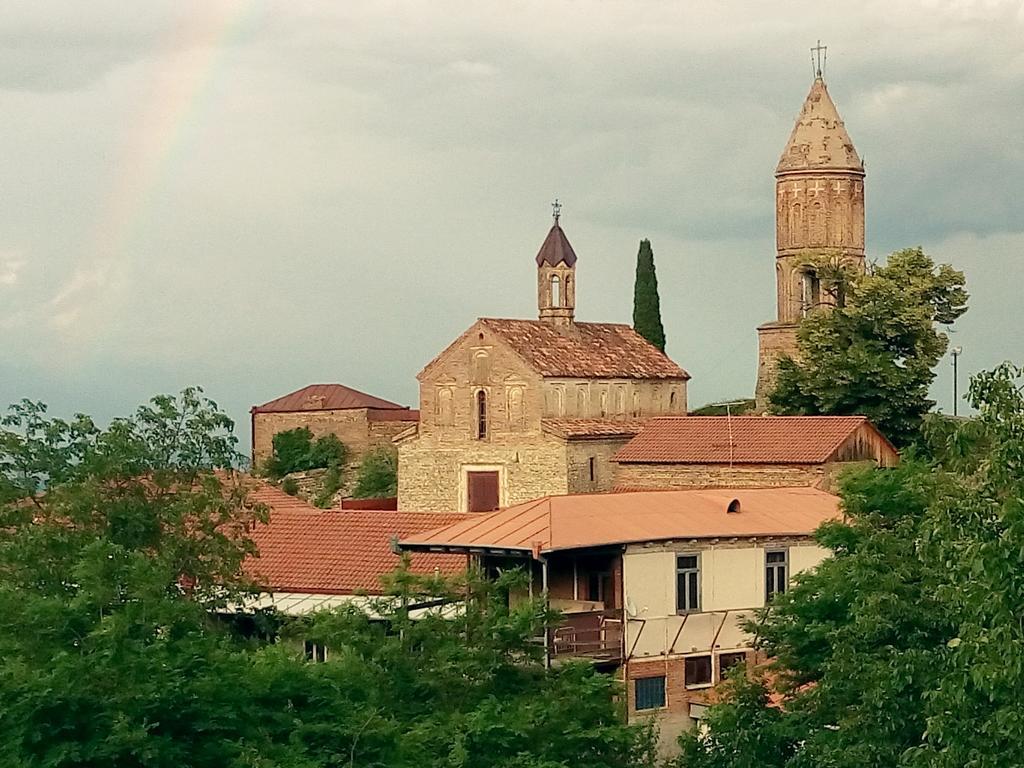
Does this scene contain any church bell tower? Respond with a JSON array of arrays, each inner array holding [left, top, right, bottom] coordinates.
[[755, 49, 865, 409], [536, 200, 577, 326]]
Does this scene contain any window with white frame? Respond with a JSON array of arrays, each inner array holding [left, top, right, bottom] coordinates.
[[304, 640, 328, 663], [676, 553, 700, 613], [684, 655, 712, 688], [766, 549, 788, 602]]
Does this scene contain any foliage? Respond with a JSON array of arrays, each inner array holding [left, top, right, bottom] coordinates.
[[690, 399, 756, 416], [679, 363, 1024, 768], [263, 427, 347, 478], [280, 476, 299, 496], [352, 445, 398, 499], [312, 464, 344, 508], [1, 391, 652, 767], [632, 239, 667, 353], [770, 247, 968, 446]]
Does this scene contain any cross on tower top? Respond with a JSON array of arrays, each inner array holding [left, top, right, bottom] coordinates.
[[551, 198, 562, 225], [811, 40, 827, 78]]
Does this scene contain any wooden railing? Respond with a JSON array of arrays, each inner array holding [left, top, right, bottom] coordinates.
[[550, 610, 623, 662]]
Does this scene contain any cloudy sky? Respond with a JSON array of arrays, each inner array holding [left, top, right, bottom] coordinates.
[[2, 0, 1022, 450]]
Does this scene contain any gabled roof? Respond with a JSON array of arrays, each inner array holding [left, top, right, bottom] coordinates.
[[535, 222, 578, 267], [542, 418, 649, 440], [777, 77, 863, 175], [252, 383, 414, 415], [246, 483, 470, 594], [477, 318, 689, 380], [613, 416, 896, 465], [399, 487, 840, 555]]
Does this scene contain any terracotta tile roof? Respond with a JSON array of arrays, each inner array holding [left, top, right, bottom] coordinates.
[[400, 487, 840, 555], [246, 483, 470, 594], [252, 384, 414, 414], [542, 418, 649, 439], [479, 318, 689, 379], [535, 222, 578, 267], [613, 416, 894, 465]]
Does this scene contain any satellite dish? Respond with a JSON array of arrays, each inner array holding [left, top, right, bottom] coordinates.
[[625, 596, 639, 617]]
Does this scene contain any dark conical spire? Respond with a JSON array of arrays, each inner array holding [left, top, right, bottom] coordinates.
[[535, 223, 578, 267]]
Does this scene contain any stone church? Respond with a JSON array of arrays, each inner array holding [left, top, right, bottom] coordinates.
[[397, 214, 690, 513], [755, 72, 866, 408]]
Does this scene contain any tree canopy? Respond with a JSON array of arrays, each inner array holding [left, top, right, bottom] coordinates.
[[680, 362, 1024, 768], [0, 391, 651, 768], [352, 445, 399, 499], [770, 247, 968, 446], [632, 239, 667, 353], [263, 426, 348, 478]]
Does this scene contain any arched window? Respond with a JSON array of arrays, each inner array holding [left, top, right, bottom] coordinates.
[[551, 274, 561, 307], [476, 390, 488, 440], [801, 271, 820, 317]]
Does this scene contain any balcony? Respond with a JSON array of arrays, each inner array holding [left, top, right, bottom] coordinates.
[[550, 608, 623, 664]]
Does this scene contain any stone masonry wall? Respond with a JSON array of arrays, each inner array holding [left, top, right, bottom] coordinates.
[[614, 462, 824, 491], [252, 408, 410, 474], [566, 438, 634, 494]]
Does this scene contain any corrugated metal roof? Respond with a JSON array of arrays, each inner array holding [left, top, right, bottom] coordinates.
[[613, 416, 889, 464], [400, 487, 840, 555], [252, 384, 414, 414]]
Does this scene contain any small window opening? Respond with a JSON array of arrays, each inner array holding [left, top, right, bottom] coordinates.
[[476, 390, 487, 440], [676, 554, 700, 613], [635, 676, 666, 710], [304, 640, 328, 663], [551, 274, 561, 307], [766, 550, 788, 602], [588, 456, 596, 483], [684, 655, 712, 688], [718, 651, 747, 679]]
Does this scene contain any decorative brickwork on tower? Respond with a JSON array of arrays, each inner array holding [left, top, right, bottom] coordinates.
[[755, 74, 865, 409]]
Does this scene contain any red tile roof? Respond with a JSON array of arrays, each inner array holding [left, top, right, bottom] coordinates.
[[246, 484, 470, 594], [535, 222, 578, 267], [400, 487, 840, 555], [479, 318, 689, 379], [542, 418, 649, 439], [252, 384, 414, 415], [613, 416, 895, 465]]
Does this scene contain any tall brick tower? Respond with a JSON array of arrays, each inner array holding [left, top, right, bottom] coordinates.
[[755, 69, 865, 409]]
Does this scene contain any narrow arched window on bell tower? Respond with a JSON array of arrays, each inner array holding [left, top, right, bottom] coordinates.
[[551, 274, 561, 307], [476, 389, 488, 440]]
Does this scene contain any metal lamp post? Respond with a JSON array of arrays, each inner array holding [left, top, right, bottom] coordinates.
[[951, 346, 963, 417]]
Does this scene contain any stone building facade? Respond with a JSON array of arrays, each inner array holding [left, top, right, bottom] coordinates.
[[251, 383, 418, 474], [397, 215, 689, 512], [755, 73, 866, 408]]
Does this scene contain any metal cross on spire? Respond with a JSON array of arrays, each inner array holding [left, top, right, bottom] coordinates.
[[811, 39, 827, 79], [551, 198, 562, 224]]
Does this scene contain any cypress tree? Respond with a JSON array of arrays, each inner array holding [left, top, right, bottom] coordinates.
[[632, 238, 666, 352]]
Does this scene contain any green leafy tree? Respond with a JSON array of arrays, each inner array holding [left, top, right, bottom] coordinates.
[[352, 445, 398, 499], [1, 391, 653, 767], [770, 247, 968, 446], [680, 363, 1024, 768], [632, 239, 666, 353], [263, 427, 347, 478]]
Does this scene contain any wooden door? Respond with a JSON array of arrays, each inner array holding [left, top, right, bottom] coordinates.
[[467, 471, 499, 512]]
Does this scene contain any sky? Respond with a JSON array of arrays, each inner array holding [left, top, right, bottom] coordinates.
[[1, 0, 1022, 452]]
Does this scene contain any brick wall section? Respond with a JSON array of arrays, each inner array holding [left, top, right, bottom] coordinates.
[[252, 408, 412, 474], [626, 652, 762, 756], [614, 462, 824, 490]]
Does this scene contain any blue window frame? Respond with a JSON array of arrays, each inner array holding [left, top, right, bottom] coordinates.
[[634, 676, 666, 711]]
